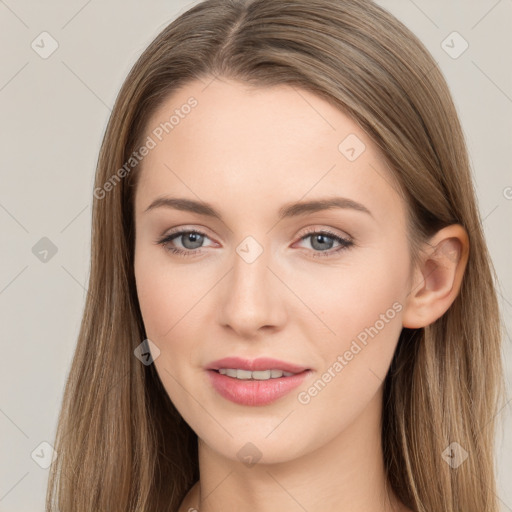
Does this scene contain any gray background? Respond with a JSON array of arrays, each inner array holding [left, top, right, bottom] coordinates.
[[0, 0, 510, 510]]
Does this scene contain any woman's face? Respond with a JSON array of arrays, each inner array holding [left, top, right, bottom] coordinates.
[[133, 77, 414, 464]]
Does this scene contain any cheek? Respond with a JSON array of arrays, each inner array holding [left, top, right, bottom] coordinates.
[[134, 250, 213, 373], [293, 294, 403, 448], [287, 252, 406, 345], [134, 248, 184, 341], [134, 255, 215, 434], [135, 266, 169, 338], [289, 251, 406, 410], [134, 235, 207, 332], [134, 255, 198, 407]]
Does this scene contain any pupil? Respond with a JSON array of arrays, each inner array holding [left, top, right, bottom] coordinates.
[[184, 232, 203, 249], [312, 234, 333, 250]]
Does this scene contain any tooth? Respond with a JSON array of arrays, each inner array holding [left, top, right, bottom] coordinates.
[[217, 368, 297, 379], [252, 370, 271, 380], [236, 369, 253, 380]]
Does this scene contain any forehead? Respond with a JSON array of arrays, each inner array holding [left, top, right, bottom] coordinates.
[[144, 77, 361, 165], [135, 78, 405, 227]]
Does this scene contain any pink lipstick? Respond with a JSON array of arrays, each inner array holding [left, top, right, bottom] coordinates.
[[206, 357, 311, 406]]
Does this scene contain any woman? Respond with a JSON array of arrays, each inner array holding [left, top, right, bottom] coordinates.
[[46, 0, 505, 511]]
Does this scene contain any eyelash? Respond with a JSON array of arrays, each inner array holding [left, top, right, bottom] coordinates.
[[156, 227, 354, 259]]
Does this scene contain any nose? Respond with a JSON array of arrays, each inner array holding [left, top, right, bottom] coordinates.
[[217, 245, 286, 338]]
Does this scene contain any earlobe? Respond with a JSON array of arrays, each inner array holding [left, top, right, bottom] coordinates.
[[402, 224, 469, 329]]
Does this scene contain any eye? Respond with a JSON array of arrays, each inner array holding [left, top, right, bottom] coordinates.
[[295, 228, 354, 258], [156, 229, 214, 257], [156, 227, 354, 258]]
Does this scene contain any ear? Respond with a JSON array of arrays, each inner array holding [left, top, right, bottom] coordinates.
[[402, 224, 469, 329]]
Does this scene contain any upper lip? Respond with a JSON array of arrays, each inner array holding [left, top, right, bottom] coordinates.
[[206, 357, 308, 374]]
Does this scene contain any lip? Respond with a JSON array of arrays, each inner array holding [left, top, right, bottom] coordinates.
[[205, 357, 311, 406], [206, 357, 308, 374]]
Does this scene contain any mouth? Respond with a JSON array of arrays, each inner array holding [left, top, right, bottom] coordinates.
[[206, 356, 308, 374], [214, 368, 296, 380], [205, 357, 311, 406]]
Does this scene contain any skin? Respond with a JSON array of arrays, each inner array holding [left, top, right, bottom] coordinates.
[[133, 77, 469, 512]]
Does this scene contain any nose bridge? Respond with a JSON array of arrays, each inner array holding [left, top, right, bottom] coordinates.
[[218, 235, 284, 334]]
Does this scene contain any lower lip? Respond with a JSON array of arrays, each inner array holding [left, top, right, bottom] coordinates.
[[207, 369, 311, 406]]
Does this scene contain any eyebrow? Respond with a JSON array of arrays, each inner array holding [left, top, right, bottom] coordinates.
[[144, 196, 373, 220]]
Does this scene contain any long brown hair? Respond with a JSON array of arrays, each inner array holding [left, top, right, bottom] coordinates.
[[46, 0, 505, 510]]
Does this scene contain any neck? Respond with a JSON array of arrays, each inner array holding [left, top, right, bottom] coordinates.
[[189, 386, 406, 512]]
